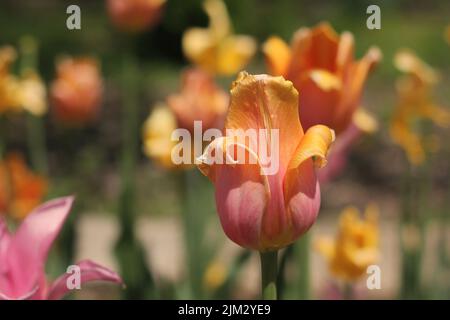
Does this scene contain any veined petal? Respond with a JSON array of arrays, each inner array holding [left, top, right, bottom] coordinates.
[[47, 260, 123, 300], [197, 136, 269, 249], [263, 36, 291, 76], [226, 72, 303, 174], [288, 125, 335, 170]]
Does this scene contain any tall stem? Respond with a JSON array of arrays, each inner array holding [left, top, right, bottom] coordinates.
[[260, 250, 278, 300], [296, 233, 310, 299], [20, 36, 48, 175]]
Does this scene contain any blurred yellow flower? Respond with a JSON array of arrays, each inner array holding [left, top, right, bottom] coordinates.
[[316, 204, 379, 282], [142, 103, 180, 169], [142, 68, 228, 169], [0, 153, 48, 220], [182, 0, 256, 76], [0, 46, 47, 116], [390, 50, 450, 165], [203, 260, 227, 292]]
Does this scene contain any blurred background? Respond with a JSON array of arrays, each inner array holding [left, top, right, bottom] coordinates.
[[0, 0, 449, 299]]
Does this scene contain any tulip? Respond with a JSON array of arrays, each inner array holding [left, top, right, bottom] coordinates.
[[263, 22, 381, 135], [197, 72, 334, 251], [107, 0, 166, 33], [142, 68, 228, 168], [0, 153, 47, 220], [390, 50, 450, 165], [183, 0, 256, 76], [50, 57, 102, 125], [0, 197, 123, 300], [316, 204, 379, 282]]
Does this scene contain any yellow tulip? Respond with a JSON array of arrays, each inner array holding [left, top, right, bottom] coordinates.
[[182, 0, 256, 76], [390, 50, 450, 165], [316, 204, 379, 282]]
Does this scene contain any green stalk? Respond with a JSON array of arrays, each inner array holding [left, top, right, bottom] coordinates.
[[260, 250, 278, 300], [296, 233, 310, 299], [114, 52, 156, 299], [19, 36, 48, 175]]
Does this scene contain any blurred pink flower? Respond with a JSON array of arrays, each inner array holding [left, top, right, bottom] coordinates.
[[0, 197, 123, 300]]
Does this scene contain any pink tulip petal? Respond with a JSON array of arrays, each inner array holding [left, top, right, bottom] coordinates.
[[3, 197, 74, 299], [47, 260, 123, 300]]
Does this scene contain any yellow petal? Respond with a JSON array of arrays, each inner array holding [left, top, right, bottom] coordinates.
[[142, 104, 179, 168], [308, 69, 342, 91], [216, 35, 256, 75], [287, 124, 335, 170], [315, 236, 335, 260], [262, 36, 291, 76], [394, 49, 438, 84], [19, 72, 47, 116], [352, 108, 378, 133], [204, 0, 231, 39]]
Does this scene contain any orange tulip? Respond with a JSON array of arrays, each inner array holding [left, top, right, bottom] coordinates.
[[197, 72, 334, 250], [107, 0, 166, 32], [0, 153, 48, 220], [263, 22, 381, 135], [50, 57, 103, 125]]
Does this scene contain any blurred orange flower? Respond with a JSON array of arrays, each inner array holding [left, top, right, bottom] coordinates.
[[390, 50, 450, 165], [182, 0, 256, 76], [0, 153, 48, 220], [316, 204, 379, 282], [50, 57, 103, 125], [107, 0, 166, 32], [263, 22, 381, 135], [142, 68, 228, 168]]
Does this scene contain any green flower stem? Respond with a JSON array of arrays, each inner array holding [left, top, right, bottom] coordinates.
[[20, 36, 48, 175], [260, 250, 278, 300], [296, 233, 310, 299], [114, 52, 156, 299]]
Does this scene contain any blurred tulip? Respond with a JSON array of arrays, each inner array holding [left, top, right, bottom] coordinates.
[[107, 0, 166, 32], [316, 204, 379, 281], [197, 72, 334, 251], [142, 103, 179, 169], [0, 197, 123, 300], [263, 22, 381, 135], [183, 0, 256, 76], [0, 153, 47, 220], [0, 46, 47, 116], [143, 68, 228, 168], [203, 260, 227, 292], [390, 50, 450, 165], [50, 57, 103, 125]]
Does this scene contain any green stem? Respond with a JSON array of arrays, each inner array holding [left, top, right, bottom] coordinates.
[[276, 244, 294, 299], [260, 250, 278, 300], [19, 36, 48, 175], [296, 233, 310, 299]]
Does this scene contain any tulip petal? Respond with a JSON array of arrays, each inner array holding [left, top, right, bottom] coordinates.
[[263, 36, 291, 76], [287, 124, 335, 170], [336, 47, 381, 132], [226, 72, 303, 174], [3, 197, 74, 299], [197, 136, 269, 249], [47, 260, 123, 300]]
